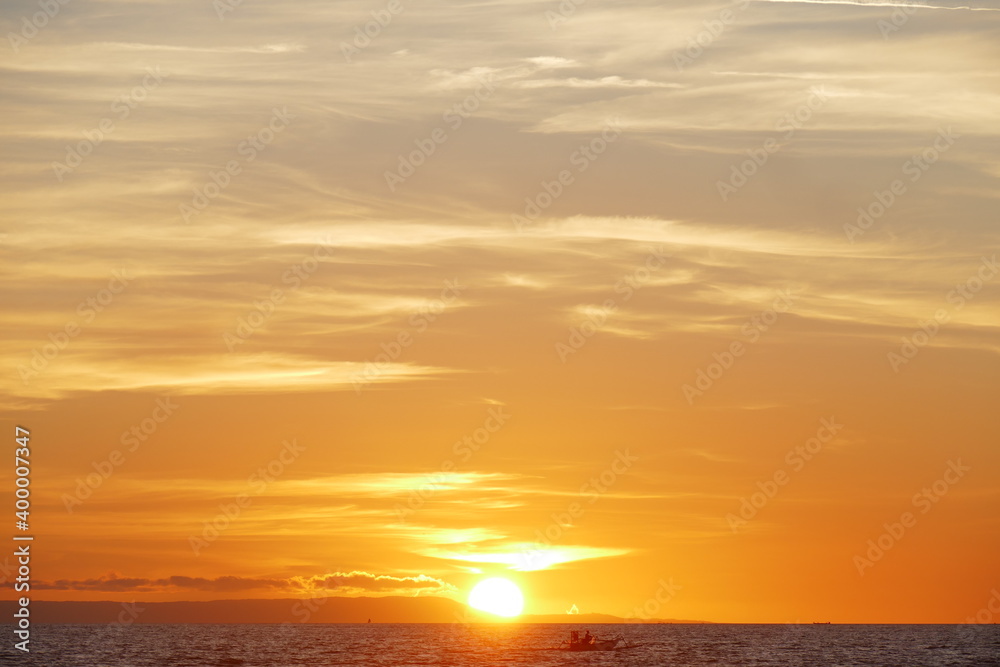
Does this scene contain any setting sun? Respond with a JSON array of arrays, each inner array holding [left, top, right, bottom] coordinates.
[[468, 578, 525, 618]]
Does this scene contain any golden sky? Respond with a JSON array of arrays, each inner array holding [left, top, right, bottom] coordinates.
[[1, 0, 999, 623]]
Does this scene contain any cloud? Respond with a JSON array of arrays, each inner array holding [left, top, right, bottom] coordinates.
[[4, 214, 998, 408], [35, 574, 286, 592], [99, 472, 528, 501], [752, 0, 1000, 9], [293, 571, 454, 593], [420, 544, 631, 571], [514, 76, 681, 90], [91, 42, 308, 54], [36, 571, 454, 595], [9, 354, 452, 400]]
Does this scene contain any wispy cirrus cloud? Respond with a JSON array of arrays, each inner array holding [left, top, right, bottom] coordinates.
[[752, 0, 999, 8]]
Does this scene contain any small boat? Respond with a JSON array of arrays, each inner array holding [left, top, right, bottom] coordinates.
[[561, 630, 629, 651]]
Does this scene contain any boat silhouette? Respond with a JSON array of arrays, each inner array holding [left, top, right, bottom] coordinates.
[[561, 630, 631, 651]]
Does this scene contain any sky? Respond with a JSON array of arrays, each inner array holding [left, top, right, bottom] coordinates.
[[1, 0, 998, 624]]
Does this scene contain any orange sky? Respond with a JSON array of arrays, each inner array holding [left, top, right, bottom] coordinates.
[[1, 0, 999, 624]]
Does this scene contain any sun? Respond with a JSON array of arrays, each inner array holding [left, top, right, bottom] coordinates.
[[468, 577, 524, 617]]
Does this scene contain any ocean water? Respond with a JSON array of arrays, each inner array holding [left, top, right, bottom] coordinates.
[[6, 623, 999, 666]]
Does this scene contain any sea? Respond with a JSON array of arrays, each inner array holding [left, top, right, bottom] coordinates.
[[4, 623, 999, 666]]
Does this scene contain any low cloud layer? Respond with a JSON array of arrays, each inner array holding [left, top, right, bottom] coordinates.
[[36, 571, 454, 595]]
